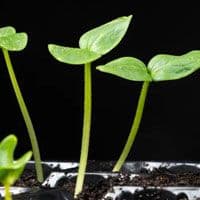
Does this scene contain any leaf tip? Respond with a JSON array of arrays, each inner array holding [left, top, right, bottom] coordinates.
[[120, 15, 133, 23], [119, 14, 132, 20], [127, 14, 133, 21], [48, 44, 53, 51], [48, 44, 57, 55], [48, 44, 59, 53], [96, 65, 104, 72], [4, 134, 17, 143], [0, 134, 18, 152], [26, 151, 33, 160]]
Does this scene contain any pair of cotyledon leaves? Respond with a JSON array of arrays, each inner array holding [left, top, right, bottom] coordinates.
[[48, 15, 200, 81], [1, 16, 200, 82], [0, 26, 27, 51], [48, 15, 133, 64], [0, 135, 32, 186], [97, 51, 200, 81]]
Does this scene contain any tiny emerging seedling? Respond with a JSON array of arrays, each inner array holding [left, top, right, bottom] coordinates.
[[97, 50, 200, 171], [0, 26, 44, 182], [0, 135, 32, 200], [48, 15, 132, 197]]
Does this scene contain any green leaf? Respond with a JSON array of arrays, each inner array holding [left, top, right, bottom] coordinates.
[[48, 44, 101, 65], [97, 57, 152, 81], [0, 26, 16, 37], [14, 151, 32, 169], [79, 15, 132, 55], [0, 135, 17, 166], [0, 33, 28, 51], [148, 50, 200, 81], [0, 135, 32, 185], [0, 151, 32, 185]]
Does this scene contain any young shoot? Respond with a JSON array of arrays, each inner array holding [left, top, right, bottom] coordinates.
[[0, 135, 32, 200], [48, 15, 132, 197], [0, 26, 44, 182], [97, 50, 200, 171]]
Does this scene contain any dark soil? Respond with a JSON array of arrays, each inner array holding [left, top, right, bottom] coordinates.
[[13, 160, 114, 187], [13, 188, 73, 200], [127, 165, 200, 187], [14, 163, 52, 187], [116, 189, 177, 200], [10, 162, 200, 200], [116, 189, 189, 200], [86, 160, 115, 172], [57, 164, 200, 199]]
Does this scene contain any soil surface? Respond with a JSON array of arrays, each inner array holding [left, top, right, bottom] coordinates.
[[57, 163, 200, 199], [14, 163, 52, 187], [10, 161, 200, 200]]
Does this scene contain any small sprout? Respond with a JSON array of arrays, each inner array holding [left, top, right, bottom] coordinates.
[[97, 50, 200, 171], [0, 135, 32, 200], [0, 26, 44, 182], [48, 15, 132, 197]]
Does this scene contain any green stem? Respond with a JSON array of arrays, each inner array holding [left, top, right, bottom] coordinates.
[[5, 184, 12, 200], [2, 49, 44, 182], [74, 63, 92, 198], [113, 81, 150, 172]]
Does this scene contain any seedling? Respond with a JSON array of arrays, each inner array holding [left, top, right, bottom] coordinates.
[[48, 15, 132, 197], [97, 51, 200, 171], [0, 134, 32, 200], [0, 26, 44, 182]]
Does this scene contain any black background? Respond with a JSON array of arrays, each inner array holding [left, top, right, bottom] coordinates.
[[1, 1, 200, 162]]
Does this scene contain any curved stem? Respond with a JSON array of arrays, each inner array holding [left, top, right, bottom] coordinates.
[[2, 49, 44, 182], [113, 81, 150, 172], [74, 63, 92, 198], [5, 184, 12, 200]]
